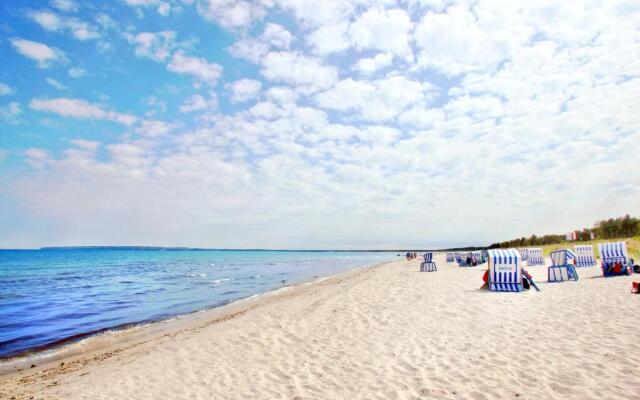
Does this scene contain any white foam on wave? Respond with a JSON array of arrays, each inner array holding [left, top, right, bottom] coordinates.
[[186, 273, 207, 278], [210, 278, 234, 284]]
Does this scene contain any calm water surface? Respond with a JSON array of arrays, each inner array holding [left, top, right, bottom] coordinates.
[[0, 249, 394, 358]]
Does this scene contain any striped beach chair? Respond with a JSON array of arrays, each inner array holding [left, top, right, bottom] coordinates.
[[548, 250, 579, 282], [599, 242, 632, 277], [420, 252, 437, 272], [487, 249, 523, 292], [574, 245, 596, 267], [471, 250, 484, 265], [518, 248, 529, 261], [527, 248, 544, 266], [458, 252, 470, 267]]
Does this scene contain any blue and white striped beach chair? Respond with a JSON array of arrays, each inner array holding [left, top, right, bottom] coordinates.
[[599, 242, 632, 277], [574, 245, 596, 267], [457, 252, 470, 267], [420, 252, 437, 272], [518, 248, 529, 261], [548, 250, 578, 282], [527, 248, 544, 266], [487, 249, 523, 292]]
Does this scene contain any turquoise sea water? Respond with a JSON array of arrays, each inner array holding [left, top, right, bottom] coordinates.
[[0, 249, 393, 358]]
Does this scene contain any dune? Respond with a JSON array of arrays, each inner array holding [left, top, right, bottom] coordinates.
[[2, 254, 639, 400]]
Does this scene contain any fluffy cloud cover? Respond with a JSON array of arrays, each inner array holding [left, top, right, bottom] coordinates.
[[1, 0, 640, 249]]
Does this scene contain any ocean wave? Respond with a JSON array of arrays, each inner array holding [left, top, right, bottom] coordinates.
[[210, 278, 234, 284]]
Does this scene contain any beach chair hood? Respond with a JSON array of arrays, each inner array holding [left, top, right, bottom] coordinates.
[[550, 249, 576, 267], [487, 249, 523, 292], [598, 242, 629, 262]]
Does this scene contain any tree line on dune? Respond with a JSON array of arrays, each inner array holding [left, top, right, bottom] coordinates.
[[488, 214, 640, 249]]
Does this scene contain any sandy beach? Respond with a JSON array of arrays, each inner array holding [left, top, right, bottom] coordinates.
[[2, 254, 639, 400]]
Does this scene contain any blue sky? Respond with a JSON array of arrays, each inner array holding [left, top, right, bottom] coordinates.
[[1, 0, 639, 249]]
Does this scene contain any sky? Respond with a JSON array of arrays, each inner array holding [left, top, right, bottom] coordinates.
[[0, 0, 639, 250]]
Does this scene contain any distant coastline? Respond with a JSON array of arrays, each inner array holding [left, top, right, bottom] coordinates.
[[2, 246, 485, 252]]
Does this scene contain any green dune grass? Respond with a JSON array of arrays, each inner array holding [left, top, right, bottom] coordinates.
[[540, 236, 640, 261]]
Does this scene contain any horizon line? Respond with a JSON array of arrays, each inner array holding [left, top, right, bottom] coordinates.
[[0, 245, 487, 252]]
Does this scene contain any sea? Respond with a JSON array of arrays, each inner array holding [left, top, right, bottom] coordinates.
[[0, 248, 394, 359]]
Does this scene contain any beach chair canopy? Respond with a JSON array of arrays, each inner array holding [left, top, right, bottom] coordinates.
[[527, 247, 545, 266], [574, 245, 596, 267], [423, 252, 433, 262], [598, 242, 629, 262], [549, 250, 579, 282], [487, 249, 522, 292], [550, 249, 576, 266], [518, 248, 529, 260]]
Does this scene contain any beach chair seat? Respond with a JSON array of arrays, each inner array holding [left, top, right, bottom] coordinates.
[[599, 242, 632, 277], [487, 249, 522, 292], [420, 252, 437, 272], [548, 250, 578, 282]]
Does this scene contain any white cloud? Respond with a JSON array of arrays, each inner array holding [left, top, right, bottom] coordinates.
[[414, 3, 532, 76], [195, 0, 267, 29], [29, 10, 100, 41], [179, 93, 218, 112], [167, 51, 223, 87], [228, 37, 269, 63], [261, 23, 293, 49], [158, 2, 171, 16], [307, 22, 350, 55], [29, 98, 137, 125], [123, 0, 174, 16], [348, 7, 414, 61], [354, 52, 393, 75], [228, 23, 294, 63], [51, 0, 79, 12], [135, 120, 179, 137], [316, 76, 434, 121], [265, 86, 298, 105], [274, 0, 355, 27], [0, 83, 15, 96], [68, 67, 86, 78], [45, 78, 67, 90], [69, 139, 100, 151], [0, 102, 22, 124], [25, 148, 48, 159], [260, 51, 338, 93], [226, 79, 262, 103], [10, 38, 66, 68], [125, 31, 177, 61]]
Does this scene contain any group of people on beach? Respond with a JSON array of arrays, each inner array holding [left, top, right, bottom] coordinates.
[[405, 252, 418, 260]]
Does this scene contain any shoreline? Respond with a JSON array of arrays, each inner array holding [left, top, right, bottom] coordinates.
[[0, 259, 390, 376]]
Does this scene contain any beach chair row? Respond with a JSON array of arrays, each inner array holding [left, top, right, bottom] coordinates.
[[485, 242, 635, 291], [434, 243, 635, 290]]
